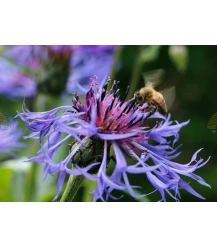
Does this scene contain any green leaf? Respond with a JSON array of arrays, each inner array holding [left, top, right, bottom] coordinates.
[[140, 45, 161, 64], [0, 167, 14, 201], [1, 158, 30, 201], [168, 45, 188, 73], [82, 179, 96, 202], [37, 187, 57, 202]]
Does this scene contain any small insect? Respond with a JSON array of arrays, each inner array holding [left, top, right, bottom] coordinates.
[[134, 69, 175, 115]]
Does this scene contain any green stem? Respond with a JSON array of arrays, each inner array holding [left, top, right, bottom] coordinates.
[[127, 45, 146, 99], [107, 45, 123, 91], [60, 175, 84, 202]]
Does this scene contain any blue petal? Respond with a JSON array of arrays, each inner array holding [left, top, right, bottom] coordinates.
[[53, 170, 67, 201]]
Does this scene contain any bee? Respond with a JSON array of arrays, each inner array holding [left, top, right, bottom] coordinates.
[[134, 69, 175, 115]]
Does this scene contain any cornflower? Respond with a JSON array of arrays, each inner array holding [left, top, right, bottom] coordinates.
[[17, 76, 210, 201], [1, 45, 116, 97], [0, 58, 36, 98]]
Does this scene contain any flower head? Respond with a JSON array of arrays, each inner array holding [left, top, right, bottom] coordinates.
[[17, 76, 210, 201], [0, 58, 37, 98], [1, 45, 117, 97], [4, 45, 47, 71], [66, 46, 116, 94]]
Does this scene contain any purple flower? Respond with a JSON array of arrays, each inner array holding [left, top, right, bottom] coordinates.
[[0, 58, 37, 98], [66, 46, 116, 94], [17, 76, 210, 202], [46, 44, 115, 53], [4, 45, 47, 71], [1, 45, 117, 97], [47, 45, 73, 54], [0, 117, 23, 157]]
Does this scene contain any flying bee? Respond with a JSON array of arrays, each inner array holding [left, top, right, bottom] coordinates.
[[134, 69, 175, 115]]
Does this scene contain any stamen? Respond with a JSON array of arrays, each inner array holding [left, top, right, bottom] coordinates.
[[97, 99, 100, 117], [128, 115, 137, 126], [109, 80, 116, 93], [101, 89, 106, 101], [130, 116, 143, 127], [126, 99, 136, 114], [122, 100, 132, 114], [113, 81, 120, 94], [120, 86, 129, 106], [106, 118, 114, 130], [113, 89, 120, 98], [108, 96, 116, 112], [117, 99, 132, 119], [114, 123, 121, 130], [103, 106, 110, 121], [103, 80, 109, 92]]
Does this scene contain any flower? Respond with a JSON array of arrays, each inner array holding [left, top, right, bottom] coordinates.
[[66, 45, 116, 94], [17, 76, 210, 202], [1, 45, 117, 97], [4, 45, 47, 71], [0, 114, 23, 157], [0, 58, 37, 98], [47, 45, 73, 54]]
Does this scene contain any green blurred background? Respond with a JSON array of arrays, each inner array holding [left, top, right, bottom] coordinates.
[[0, 45, 216, 202]]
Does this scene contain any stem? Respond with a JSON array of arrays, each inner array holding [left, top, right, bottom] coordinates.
[[127, 45, 146, 99], [60, 175, 84, 202], [107, 45, 123, 91]]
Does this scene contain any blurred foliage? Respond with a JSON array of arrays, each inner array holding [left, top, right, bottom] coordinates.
[[0, 45, 217, 202]]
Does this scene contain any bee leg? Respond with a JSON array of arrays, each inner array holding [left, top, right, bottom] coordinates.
[[144, 103, 152, 112], [151, 105, 157, 114], [148, 103, 157, 115]]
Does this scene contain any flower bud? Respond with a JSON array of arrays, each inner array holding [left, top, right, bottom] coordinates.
[[70, 137, 104, 173]]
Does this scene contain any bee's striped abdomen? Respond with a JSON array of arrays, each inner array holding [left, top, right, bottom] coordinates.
[[153, 91, 167, 115]]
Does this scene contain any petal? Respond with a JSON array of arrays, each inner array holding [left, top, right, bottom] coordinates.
[[97, 132, 138, 140], [53, 170, 67, 201], [179, 180, 205, 200]]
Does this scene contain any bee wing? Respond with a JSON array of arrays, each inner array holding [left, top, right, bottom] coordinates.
[[0, 112, 10, 130], [142, 69, 165, 88], [160, 86, 176, 111]]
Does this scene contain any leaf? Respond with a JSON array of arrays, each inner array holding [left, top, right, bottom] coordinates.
[[82, 179, 96, 202], [0, 167, 14, 201], [140, 45, 162, 64], [1, 158, 30, 201], [37, 187, 57, 202], [168, 45, 188, 73], [36, 168, 58, 201]]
